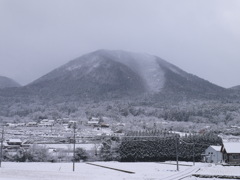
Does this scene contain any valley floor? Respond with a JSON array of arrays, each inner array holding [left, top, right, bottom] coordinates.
[[0, 161, 238, 180]]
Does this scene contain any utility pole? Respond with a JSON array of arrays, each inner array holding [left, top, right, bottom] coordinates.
[[193, 143, 195, 166], [179, 138, 195, 166], [0, 126, 4, 168], [73, 122, 76, 172], [175, 136, 179, 171]]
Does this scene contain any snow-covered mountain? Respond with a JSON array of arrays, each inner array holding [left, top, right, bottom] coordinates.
[[0, 76, 20, 89], [27, 49, 226, 100], [0, 50, 236, 120]]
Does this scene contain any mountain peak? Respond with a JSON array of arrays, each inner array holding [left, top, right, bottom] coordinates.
[[86, 49, 166, 92], [28, 49, 226, 100]]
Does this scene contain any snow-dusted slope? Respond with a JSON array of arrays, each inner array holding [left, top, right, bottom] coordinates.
[[96, 50, 165, 93], [230, 85, 240, 90], [0, 76, 20, 89], [33, 50, 166, 93], [29, 50, 147, 98], [28, 49, 226, 99]]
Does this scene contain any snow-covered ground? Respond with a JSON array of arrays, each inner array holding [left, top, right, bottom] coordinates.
[[193, 164, 240, 179], [0, 162, 238, 180]]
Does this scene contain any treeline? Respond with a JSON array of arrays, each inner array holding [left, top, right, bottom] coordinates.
[[100, 131, 222, 162]]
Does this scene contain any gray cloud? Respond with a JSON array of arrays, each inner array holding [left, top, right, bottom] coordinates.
[[0, 0, 239, 87]]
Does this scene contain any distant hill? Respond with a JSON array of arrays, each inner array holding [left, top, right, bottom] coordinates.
[[25, 49, 226, 101], [0, 50, 237, 122], [0, 76, 20, 89], [230, 85, 240, 90], [28, 50, 146, 99]]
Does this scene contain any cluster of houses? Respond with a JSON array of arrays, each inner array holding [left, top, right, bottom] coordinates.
[[5, 117, 111, 129], [2, 139, 29, 157], [2, 138, 100, 162], [87, 117, 110, 128], [1, 117, 120, 161], [3, 118, 240, 165], [203, 142, 240, 165], [6, 119, 55, 128]]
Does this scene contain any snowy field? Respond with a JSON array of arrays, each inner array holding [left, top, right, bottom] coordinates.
[[193, 164, 240, 179], [0, 162, 239, 180]]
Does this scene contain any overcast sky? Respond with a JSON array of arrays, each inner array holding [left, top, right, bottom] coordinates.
[[0, 0, 240, 88]]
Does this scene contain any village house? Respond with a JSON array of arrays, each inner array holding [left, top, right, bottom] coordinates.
[[68, 120, 77, 125], [203, 145, 222, 163], [6, 123, 25, 127], [221, 142, 240, 164], [100, 123, 110, 128], [16, 123, 26, 127], [38, 119, 55, 127], [7, 139, 22, 146], [4, 139, 23, 155], [87, 117, 100, 127], [5, 123, 16, 127], [26, 122, 38, 127]]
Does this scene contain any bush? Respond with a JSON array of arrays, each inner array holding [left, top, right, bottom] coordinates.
[[74, 148, 89, 162], [25, 144, 52, 162]]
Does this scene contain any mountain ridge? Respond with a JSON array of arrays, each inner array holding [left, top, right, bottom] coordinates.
[[230, 85, 240, 90], [23, 49, 227, 101], [0, 50, 230, 103], [0, 75, 21, 89], [0, 49, 238, 121]]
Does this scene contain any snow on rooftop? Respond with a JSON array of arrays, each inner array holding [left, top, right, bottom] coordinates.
[[223, 142, 240, 153], [210, 145, 221, 152], [8, 139, 22, 142], [36, 144, 98, 151], [172, 131, 189, 137]]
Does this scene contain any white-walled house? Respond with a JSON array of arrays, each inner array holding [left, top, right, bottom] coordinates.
[[204, 145, 222, 163]]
